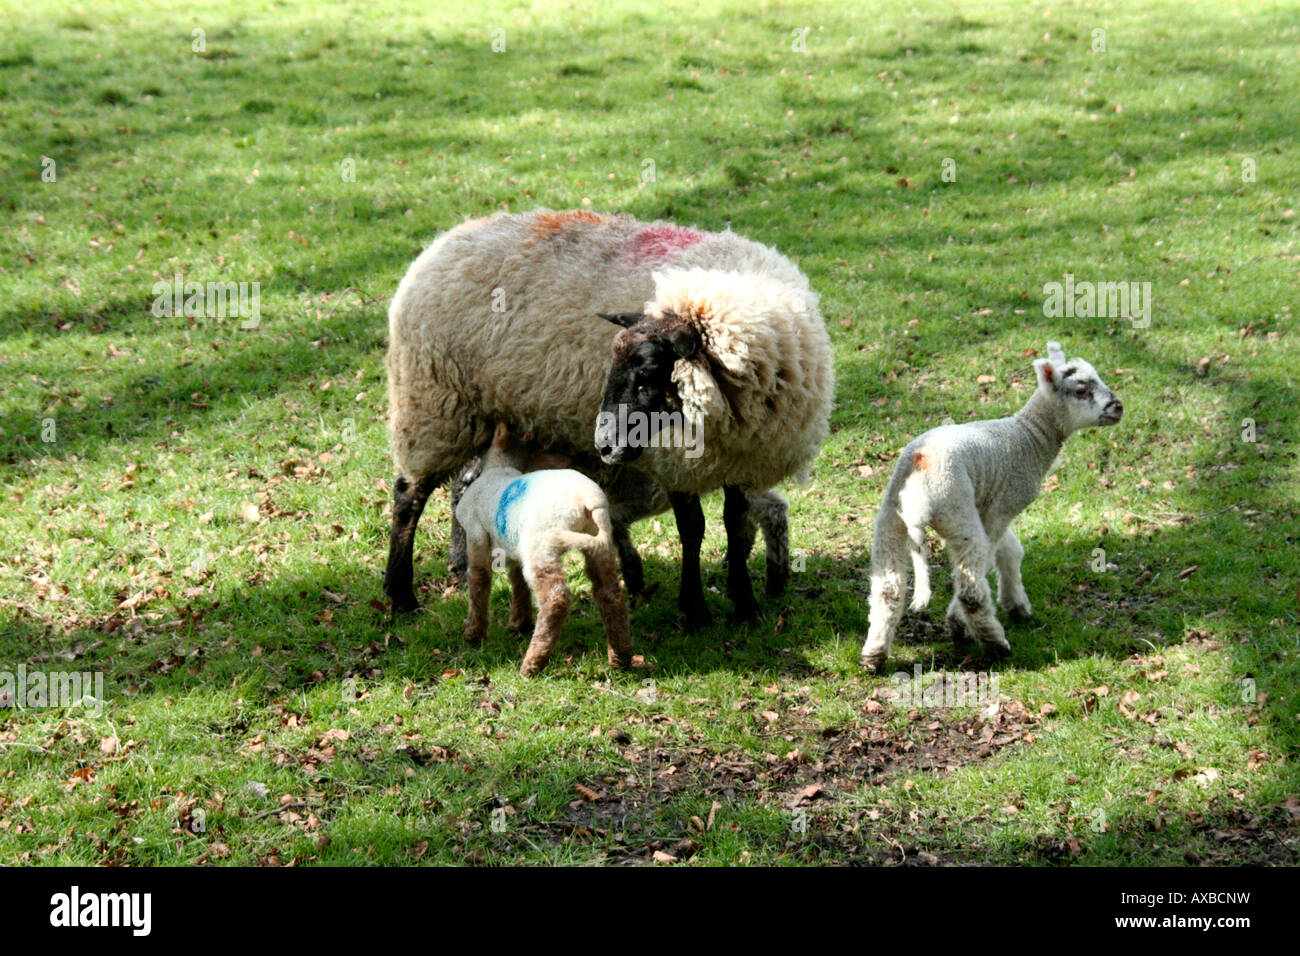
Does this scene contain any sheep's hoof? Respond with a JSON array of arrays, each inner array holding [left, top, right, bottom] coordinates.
[[765, 567, 789, 598], [730, 599, 760, 625], [390, 593, 421, 615], [463, 629, 485, 645], [680, 605, 713, 632], [508, 617, 533, 634]]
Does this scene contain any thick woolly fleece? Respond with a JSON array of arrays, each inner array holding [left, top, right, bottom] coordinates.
[[386, 209, 834, 495]]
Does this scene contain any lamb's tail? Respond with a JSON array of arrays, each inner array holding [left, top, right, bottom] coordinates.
[[551, 504, 617, 559]]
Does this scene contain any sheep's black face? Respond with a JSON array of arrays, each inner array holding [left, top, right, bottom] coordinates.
[[595, 312, 700, 464]]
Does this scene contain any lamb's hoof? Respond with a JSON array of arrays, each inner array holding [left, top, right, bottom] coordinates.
[[946, 616, 972, 644], [508, 618, 533, 634], [519, 659, 546, 678], [463, 629, 485, 645], [1004, 603, 1034, 623], [860, 651, 888, 673], [979, 636, 1012, 659]]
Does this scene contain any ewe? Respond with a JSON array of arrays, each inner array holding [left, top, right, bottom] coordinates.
[[860, 342, 1124, 671], [385, 209, 833, 629]]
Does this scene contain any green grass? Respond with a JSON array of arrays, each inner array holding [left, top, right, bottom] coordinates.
[[1, 0, 1297, 865]]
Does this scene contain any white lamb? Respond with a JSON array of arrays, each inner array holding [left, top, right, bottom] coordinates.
[[859, 342, 1124, 672], [455, 423, 632, 677]]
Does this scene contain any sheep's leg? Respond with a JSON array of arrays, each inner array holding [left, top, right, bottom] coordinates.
[[609, 510, 645, 595], [994, 529, 1033, 621], [383, 472, 443, 614], [723, 485, 759, 622], [520, 564, 570, 676], [584, 550, 633, 668], [861, 505, 909, 672], [669, 491, 712, 630], [507, 560, 533, 633], [944, 526, 1010, 657], [463, 542, 492, 644], [747, 490, 790, 597]]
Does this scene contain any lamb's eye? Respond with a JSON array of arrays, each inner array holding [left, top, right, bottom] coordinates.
[[1074, 386, 1089, 398]]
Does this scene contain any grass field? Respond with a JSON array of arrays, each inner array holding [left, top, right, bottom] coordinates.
[[1, 0, 1297, 865]]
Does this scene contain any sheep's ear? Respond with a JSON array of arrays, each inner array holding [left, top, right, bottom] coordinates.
[[491, 422, 511, 449], [598, 312, 642, 328], [668, 323, 701, 360], [1034, 357, 1058, 390], [1046, 341, 1067, 365]]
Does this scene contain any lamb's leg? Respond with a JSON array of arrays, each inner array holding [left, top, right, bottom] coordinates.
[[994, 529, 1033, 621], [447, 458, 482, 583], [723, 485, 759, 622], [669, 491, 712, 630], [584, 550, 633, 668], [861, 505, 909, 672], [944, 525, 1010, 657], [747, 490, 789, 597], [507, 560, 533, 633], [383, 472, 443, 613], [463, 542, 492, 644], [520, 564, 570, 676]]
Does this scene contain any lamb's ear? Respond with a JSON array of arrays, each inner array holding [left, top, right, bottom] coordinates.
[[598, 312, 643, 328], [667, 323, 701, 360], [1034, 357, 1059, 390], [1046, 341, 1067, 365]]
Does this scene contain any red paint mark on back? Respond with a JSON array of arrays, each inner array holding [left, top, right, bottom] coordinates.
[[629, 225, 705, 263], [530, 210, 611, 241]]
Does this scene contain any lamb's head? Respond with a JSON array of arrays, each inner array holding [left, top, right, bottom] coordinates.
[[1033, 341, 1124, 434], [594, 310, 701, 464]]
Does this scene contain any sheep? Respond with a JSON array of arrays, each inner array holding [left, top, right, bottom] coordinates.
[[859, 341, 1124, 672], [455, 423, 633, 676], [593, 266, 833, 626], [384, 209, 831, 628]]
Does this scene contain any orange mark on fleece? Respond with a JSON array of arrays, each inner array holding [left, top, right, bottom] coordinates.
[[913, 451, 929, 471], [628, 225, 704, 263], [530, 210, 611, 240]]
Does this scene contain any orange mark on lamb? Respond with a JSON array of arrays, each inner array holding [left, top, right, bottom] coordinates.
[[912, 451, 929, 471], [530, 210, 611, 241]]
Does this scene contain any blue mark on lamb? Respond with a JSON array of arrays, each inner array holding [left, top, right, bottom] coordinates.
[[495, 475, 531, 546]]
